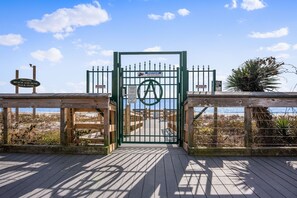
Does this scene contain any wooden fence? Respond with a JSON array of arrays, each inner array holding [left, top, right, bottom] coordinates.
[[184, 92, 297, 156], [124, 105, 143, 134], [0, 93, 116, 154], [167, 112, 177, 133]]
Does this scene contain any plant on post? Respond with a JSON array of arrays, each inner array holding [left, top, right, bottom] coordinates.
[[226, 57, 284, 146]]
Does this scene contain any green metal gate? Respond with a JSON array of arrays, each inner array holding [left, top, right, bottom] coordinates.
[[120, 62, 179, 143], [86, 51, 216, 145], [112, 52, 188, 145]]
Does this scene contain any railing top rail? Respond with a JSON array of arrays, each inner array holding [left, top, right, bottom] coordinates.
[[0, 93, 111, 100], [187, 91, 297, 98], [186, 92, 297, 107], [0, 93, 114, 109]]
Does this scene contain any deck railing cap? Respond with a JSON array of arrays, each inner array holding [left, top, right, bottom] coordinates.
[[187, 91, 297, 98], [0, 93, 111, 99]]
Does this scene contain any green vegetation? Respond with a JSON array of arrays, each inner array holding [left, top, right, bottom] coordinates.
[[193, 114, 245, 147], [226, 57, 283, 92], [226, 57, 285, 145], [40, 130, 60, 145], [8, 113, 60, 145], [192, 113, 297, 147], [275, 116, 297, 145]]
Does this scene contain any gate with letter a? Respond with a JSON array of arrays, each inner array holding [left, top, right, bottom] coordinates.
[[86, 51, 216, 146], [113, 52, 188, 145]]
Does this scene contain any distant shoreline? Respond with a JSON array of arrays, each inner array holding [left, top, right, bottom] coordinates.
[[3, 107, 295, 115]]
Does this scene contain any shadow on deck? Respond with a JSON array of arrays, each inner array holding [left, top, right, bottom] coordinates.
[[0, 146, 297, 197]]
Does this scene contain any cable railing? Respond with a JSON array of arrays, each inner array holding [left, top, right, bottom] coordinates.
[[184, 92, 297, 155], [0, 94, 116, 154]]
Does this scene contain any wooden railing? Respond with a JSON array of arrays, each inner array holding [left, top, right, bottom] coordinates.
[[0, 93, 116, 154], [167, 112, 177, 133], [184, 92, 297, 156], [124, 105, 144, 134]]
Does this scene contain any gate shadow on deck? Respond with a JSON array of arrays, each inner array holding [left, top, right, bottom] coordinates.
[[0, 147, 297, 197]]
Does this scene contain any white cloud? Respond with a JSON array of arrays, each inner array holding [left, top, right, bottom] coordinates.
[[27, 1, 110, 39], [83, 44, 101, 56], [73, 40, 112, 57], [178, 8, 190, 16], [249, 27, 288, 38], [53, 33, 70, 40], [163, 12, 175, 20], [276, 54, 290, 59], [144, 46, 161, 52], [225, 0, 238, 9], [31, 48, 63, 62], [266, 42, 290, 52], [293, 44, 297, 50], [88, 59, 112, 66], [66, 81, 86, 93], [148, 12, 175, 21], [241, 0, 266, 11], [0, 34, 24, 46], [101, 50, 113, 56], [148, 14, 162, 20], [73, 40, 101, 56]]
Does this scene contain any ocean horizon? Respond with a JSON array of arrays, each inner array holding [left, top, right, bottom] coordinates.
[[5, 106, 296, 116]]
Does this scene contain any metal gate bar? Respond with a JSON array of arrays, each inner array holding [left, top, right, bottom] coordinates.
[[86, 51, 217, 146], [86, 66, 112, 94], [189, 65, 216, 92], [122, 62, 178, 143]]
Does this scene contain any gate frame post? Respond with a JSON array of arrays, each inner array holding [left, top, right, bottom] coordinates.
[[114, 51, 187, 146], [179, 51, 188, 146], [112, 52, 121, 145]]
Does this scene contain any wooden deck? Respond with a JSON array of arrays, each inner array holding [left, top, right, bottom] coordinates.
[[0, 146, 296, 198], [124, 120, 177, 143]]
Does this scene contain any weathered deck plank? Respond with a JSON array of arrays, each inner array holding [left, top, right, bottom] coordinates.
[[154, 153, 168, 198], [0, 148, 297, 198], [252, 158, 297, 194], [5, 154, 62, 197], [228, 157, 286, 198], [126, 153, 149, 197], [266, 157, 297, 180]]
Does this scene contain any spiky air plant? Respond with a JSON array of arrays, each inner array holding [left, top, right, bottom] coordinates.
[[226, 57, 284, 146]]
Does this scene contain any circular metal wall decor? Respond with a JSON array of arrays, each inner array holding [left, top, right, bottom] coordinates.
[[137, 79, 163, 106]]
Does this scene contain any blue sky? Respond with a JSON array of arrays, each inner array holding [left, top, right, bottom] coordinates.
[[0, 0, 297, 93]]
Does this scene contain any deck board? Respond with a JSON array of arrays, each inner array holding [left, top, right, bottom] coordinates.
[[252, 158, 297, 194], [0, 148, 297, 198], [228, 157, 286, 198], [266, 157, 297, 181], [127, 152, 149, 198], [154, 153, 168, 198], [142, 153, 156, 198]]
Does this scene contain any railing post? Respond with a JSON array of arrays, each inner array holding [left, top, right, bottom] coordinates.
[[66, 108, 74, 144], [110, 108, 116, 144], [124, 104, 130, 134], [104, 108, 110, 147], [15, 70, 19, 123], [86, 70, 90, 93], [2, 108, 8, 144], [32, 65, 36, 119], [213, 106, 218, 147], [60, 108, 67, 145], [244, 107, 253, 147], [188, 106, 194, 148], [212, 70, 216, 94]]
